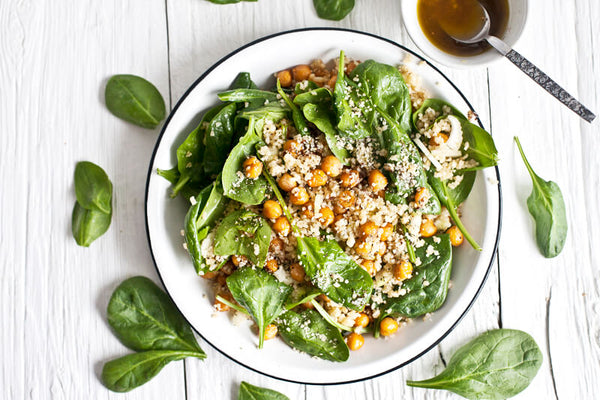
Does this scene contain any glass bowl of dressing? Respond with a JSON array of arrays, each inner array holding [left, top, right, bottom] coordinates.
[[402, 0, 528, 67]]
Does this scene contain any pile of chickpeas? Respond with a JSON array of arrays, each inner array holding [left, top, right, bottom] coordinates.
[[214, 64, 466, 351]]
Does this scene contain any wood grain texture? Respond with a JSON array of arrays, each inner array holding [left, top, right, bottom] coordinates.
[[1, 0, 598, 398]]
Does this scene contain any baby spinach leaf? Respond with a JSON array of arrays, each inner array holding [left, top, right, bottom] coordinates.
[[184, 180, 229, 274], [276, 309, 349, 362], [226, 267, 293, 348], [239, 103, 290, 122], [222, 119, 269, 204], [102, 349, 204, 393], [374, 235, 452, 332], [74, 161, 113, 214], [277, 79, 310, 135], [72, 202, 112, 247], [302, 102, 349, 164], [515, 137, 567, 258], [407, 329, 543, 400], [412, 99, 466, 127], [294, 80, 319, 95], [156, 167, 201, 200], [284, 285, 321, 310], [107, 276, 204, 353], [445, 170, 477, 206], [310, 299, 353, 331], [293, 87, 332, 107], [428, 172, 481, 251], [218, 89, 279, 104], [105, 74, 166, 129], [230, 72, 257, 90], [313, 0, 355, 21], [238, 381, 290, 400], [203, 102, 238, 177], [296, 237, 373, 311], [214, 209, 272, 267]]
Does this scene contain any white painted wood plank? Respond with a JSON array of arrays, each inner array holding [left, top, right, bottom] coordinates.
[[488, 0, 600, 399], [0, 0, 186, 398], [165, 1, 500, 398]]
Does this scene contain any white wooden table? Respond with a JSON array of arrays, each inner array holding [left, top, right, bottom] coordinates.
[[1, 0, 599, 398]]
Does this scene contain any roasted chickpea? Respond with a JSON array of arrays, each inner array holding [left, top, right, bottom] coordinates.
[[347, 332, 365, 351], [419, 218, 437, 237], [307, 169, 328, 187], [379, 317, 399, 336], [414, 187, 430, 207], [340, 169, 361, 188], [368, 169, 387, 192], [358, 221, 378, 238], [243, 156, 263, 179], [321, 155, 342, 177], [272, 216, 291, 237], [393, 261, 413, 281], [289, 187, 310, 206], [318, 207, 335, 227], [269, 237, 285, 253], [263, 324, 278, 341], [292, 64, 311, 81], [302, 301, 314, 309], [214, 292, 233, 312], [447, 226, 464, 246], [301, 201, 314, 219], [354, 313, 370, 328], [360, 260, 377, 276], [231, 255, 248, 267], [335, 190, 356, 213], [283, 139, 301, 157], [290, 263, 306, 282], [277, 70, 292, 87], [355, 239, 375, 260], [262, 199, 282, 219], [327, 75, 337, 88], [380, 223, 394, 241], [201, 271, 217, 280], [265, 259, 279, 273], [277, 173, 297, 192]]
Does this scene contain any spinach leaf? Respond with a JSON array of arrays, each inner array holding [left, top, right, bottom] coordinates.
[[294, 80, 319, 95], [227, 267, 293, 348], [302, 102, 349, 164], [284, 285, 321, 310], [104, 74, 166, 129], [276, 79, 310, 135], [515, 137, 567, 258], [428, 172, 481, 251], [239, 103, 289, 122], [293, 87, 332, 107], [221, 119, 269, 204], [218, 89, 279, 104], [276, 309, 349, 362], [184, 180, 229, 274], [214, 209, 272, 267], [313, 0, 355, 21], [238, 381, 290, 400], [107, 276, 204, 353], [445, 170, 477, 206], [296, 237, 372, 311], [156, 167, 200, 200], [412, 99, 466, 126], [310, 299, 353, 331], [74, 161, 113, 214], [374, 235, 452, 331], [203, 102, 238, 177], [102, 349, 204, 393], [71, 202, 112, 247], [230, 72, 257, 90], [407, 329, 543, 400]]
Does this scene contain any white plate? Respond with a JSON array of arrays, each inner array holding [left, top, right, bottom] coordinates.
[[145, 28, 502, 385]]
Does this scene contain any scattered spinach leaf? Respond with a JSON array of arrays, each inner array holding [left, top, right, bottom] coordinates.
[[221, 119, 269, 204], [214, 209, 272, 267], [407, 329, 543, 400], [72, 202, 112, 247], [313, 0, 355, 21], [74, 161, 113, 214], [238, 381, 290, 400], [277, 309, 349, 362], [184, 180, 229, 274], [102, 350, 204, 393], [515, 137, 567, 258], [297, 237, 372, 311], [105, 74, 166, 129], [374, 235, 452, 337], [107, 276, 203, 353], [203, 102, 238, 177], [227, 267, 293, 348]]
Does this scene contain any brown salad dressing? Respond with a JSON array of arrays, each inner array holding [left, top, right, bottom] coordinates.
[[417, 0, 510, 57]]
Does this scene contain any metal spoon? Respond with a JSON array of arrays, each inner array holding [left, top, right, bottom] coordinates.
[[449, 3, 596, 123]]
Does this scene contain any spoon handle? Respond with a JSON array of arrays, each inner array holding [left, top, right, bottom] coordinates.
[[487, 36, 596, 123]]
